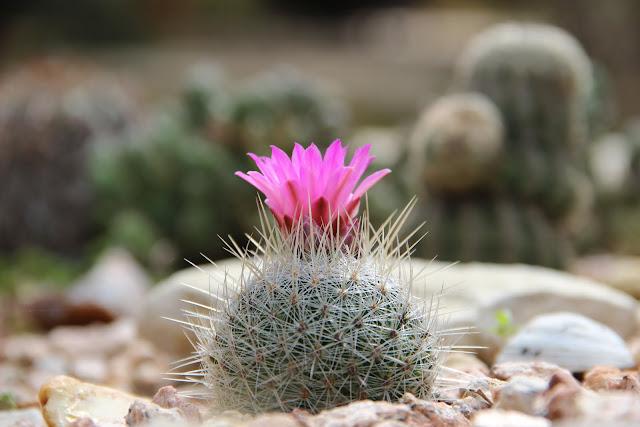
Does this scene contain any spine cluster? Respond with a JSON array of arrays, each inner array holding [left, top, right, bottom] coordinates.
[[183, 204, 450, 414]]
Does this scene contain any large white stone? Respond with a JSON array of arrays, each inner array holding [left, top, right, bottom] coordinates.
[[68, 248, 152, 318], [39, 375, 142, 426], [137, 258, 244, 357], [496, 312, 634, 373], [138, 257, 639, 364]]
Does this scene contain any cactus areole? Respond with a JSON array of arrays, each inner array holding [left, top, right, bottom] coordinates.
[[184, 140, 448, 414]]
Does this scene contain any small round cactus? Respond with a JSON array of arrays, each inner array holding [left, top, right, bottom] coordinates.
[[182, 141, 450, 414], [409, 92, 504, 195]]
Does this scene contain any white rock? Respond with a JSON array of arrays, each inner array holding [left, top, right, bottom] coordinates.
[[39, 375, 143, 427], [68, 248, 152, 318], [496, 312, 634, 373], [138, 257, 640, 363], [0, 408, 47, 426], [137, 258, 244, 357], [472, 409, 551, 427], [570, 254, 640, 298], [408, 260, 639, 363], [495, 375, 548, 415]]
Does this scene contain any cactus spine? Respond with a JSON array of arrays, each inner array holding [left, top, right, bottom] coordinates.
[[182, 202, 449, 414]]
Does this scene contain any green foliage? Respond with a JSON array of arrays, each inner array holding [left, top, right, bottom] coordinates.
[[229, 66, 348, 153], [488, 309, 518, 338], [0, 247, 83, 294], [90, 115, 256, 270], [0, 392, 17, 410]]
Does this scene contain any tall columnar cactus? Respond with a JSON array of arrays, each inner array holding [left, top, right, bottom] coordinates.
[[456, 23, 594, 219], [182, 141, 452, 414]]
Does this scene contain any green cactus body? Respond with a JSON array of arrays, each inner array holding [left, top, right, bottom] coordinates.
[[184, 206, 448, 414], [90, 116, 255, 269], [457, 23, 594, 216], [230, 66, 348, 153], [417, 198, 572, 268]]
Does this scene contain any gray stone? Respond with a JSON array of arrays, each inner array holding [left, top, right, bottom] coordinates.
[[137, 258, 243, 357], [496, 312, 634, 373], [67, 248, 152, 318]]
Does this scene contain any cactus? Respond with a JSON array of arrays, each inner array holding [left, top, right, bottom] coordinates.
[[408, 93, 504, 196], [90, 115, 255, 270], [415, 197, 572, 268], [181, 141, 451, 414], [229, 65, 349, 153], [457, 23, 594, 218], [0, 59, 135, 255]]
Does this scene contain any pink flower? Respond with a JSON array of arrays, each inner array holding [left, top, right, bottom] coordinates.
[[236, 139, 390, 235]]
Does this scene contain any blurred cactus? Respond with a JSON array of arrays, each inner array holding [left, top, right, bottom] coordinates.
[[0, 59, 135, 255], [457, 22, 593, 152], [89, 64, 351, 271], [408, 93, 504, 196], [229, 65, 349, 153], [403, 23, 603, 268], [457, 23, 594, 220], [180, 63, 231, 131], [416, 198, 573, 268], [90, 115, 255, 271]]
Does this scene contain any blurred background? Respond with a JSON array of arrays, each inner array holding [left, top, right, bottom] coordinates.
[[1, 0, 640, 322]]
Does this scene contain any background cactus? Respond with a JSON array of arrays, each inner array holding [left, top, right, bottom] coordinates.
[[404, 22, 601, 268], [0, 59, 135, 256], [89, 64, 351, 272], [456, 22, 594, 221], [415, 198, 573, 268], [90, 115, 255, 272], [408, 92, 504, 196], [229, 65, 349, 153]]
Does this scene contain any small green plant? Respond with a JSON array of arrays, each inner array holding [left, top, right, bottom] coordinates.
[[488, 309, 518, 338], [0, 392, 17, 410]]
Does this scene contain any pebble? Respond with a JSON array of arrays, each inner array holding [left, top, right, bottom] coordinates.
[[570, 254, 640, 298], [472, 409, 551, 427], [67, 248, 152, 319], [495, 312, 634, 372], [39, 375, 143, 427], [582, 366, 640, 392], [491, 361, 575, 383], [494, 375, 548, 415]]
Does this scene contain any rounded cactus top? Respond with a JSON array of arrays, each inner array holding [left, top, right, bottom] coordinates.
[[457, 22, 593, 102], [409, 92, 504, 195], [236, 139, 390, 237]]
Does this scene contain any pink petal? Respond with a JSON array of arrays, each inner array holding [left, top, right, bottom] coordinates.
[[352, 168, 391, 200]]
